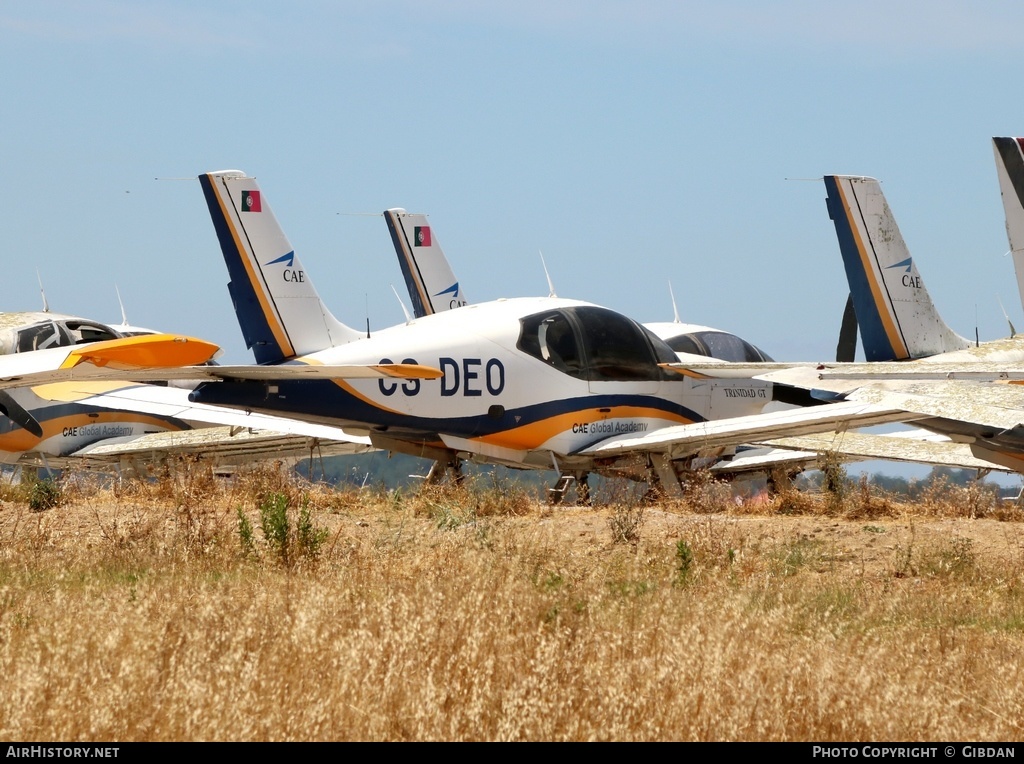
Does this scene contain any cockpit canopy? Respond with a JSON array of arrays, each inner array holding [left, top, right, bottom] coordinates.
[[664, 330, 774, 363], [518, 306, 678, 381], [2, 318, 123, 355]]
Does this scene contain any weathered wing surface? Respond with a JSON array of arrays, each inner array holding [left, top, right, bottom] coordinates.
[[579, 401, 920, 460]]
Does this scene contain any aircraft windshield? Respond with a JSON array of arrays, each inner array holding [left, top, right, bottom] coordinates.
[[666, 330, 773, 362], [519, 306, 671, 381], [17, 321, 68, 352], [15, 320, 121, 353], [63, 321, 122, 344]]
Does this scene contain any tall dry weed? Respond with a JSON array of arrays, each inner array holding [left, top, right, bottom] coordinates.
[[1, 463, 1023, 740]]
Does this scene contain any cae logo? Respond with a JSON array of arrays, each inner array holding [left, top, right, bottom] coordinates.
[[265, 251, 305, 282]]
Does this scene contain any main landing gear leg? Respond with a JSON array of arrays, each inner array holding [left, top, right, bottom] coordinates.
[[547, 473, 575, 505], [426, 455, 464, 485]]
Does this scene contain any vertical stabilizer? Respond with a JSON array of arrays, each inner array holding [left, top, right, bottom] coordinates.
[[823, 175, 970, 361], [384, 209, 466, 318], [199, 171, 359, 363], [992, 137, 1024, 314]]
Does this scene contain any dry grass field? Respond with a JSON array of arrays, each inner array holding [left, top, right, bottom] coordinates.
[[1, 462, 1023, 741]]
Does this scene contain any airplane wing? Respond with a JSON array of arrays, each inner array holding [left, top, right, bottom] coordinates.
[[757, 430, 1012, 473], [0, 334, 220, 389], [704, 428, 1009, 476], [30, 382, 377, 442], [1, 357, 443, 390], [62, 426, 372, 467], [579, 401, 920, 460], [12, 425, 372, 472], [667, 356, 1024, 384], [834, 381, 1024, 471]]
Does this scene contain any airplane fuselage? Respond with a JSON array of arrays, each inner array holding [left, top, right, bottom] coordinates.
[[190, 297, 776, 468], [0, 383, 193, 461]]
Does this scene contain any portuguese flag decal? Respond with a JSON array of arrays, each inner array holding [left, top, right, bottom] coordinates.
[[241, 190, 262, 212], [414, 225, 431, 246]]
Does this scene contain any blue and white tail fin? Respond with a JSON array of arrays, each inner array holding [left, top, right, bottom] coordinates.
[[384, 208, 467, 318], [199, 171, 360, 364], [824, 175, 970, 361], [992, 138, 1024, 315]]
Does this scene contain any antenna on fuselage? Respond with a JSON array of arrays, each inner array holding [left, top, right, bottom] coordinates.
[[36, 270, 49, 312], [669, 281, 681, 324], [391, 284, 413, 323], [540, 251, 557, 298], [115, 284, 129, 326], [997, 295, 1017, 337]]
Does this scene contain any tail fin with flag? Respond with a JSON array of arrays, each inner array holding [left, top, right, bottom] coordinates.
[[384, 208, 467, 318], [199, 170, 361, 364], [823, 175, 970, 361]]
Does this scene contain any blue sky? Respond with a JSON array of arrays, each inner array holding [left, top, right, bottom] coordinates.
[[4, 1, 1024, 480]]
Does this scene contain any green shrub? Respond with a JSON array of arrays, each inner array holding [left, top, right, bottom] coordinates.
[[237, 491, 330, 566], [29, 478, 61, 512]]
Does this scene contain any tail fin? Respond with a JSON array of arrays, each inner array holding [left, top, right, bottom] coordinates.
[[384, 208, 466, 318], [199, 171, 359, 363], [992, 137, 1024, 314], [823, 175, 970, 361]]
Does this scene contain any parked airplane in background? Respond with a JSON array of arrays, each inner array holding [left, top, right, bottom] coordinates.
[[384, 208, 775, 364], [740, 174, 1024, 472], [0, 311, 377, 471], [823, 175, 972, 362]]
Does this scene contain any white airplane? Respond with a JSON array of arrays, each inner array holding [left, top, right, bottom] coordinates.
[[382, 206, 1005, 484], [0, 310, 379, 471], [155, 168, 977, 501], [729, 173, 1024, 473], [384, 207, 833, 490]]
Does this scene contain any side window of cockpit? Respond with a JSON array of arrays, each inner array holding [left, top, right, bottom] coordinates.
[[518, 312, 585, 378], [63, 321, 120, 344], [16, 322, 68, 352]]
